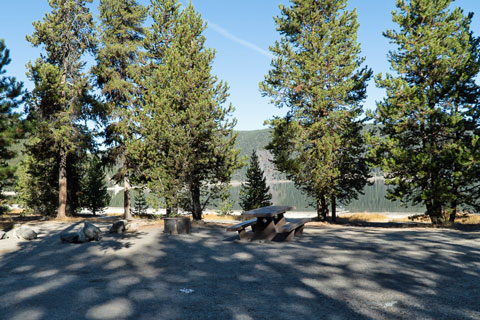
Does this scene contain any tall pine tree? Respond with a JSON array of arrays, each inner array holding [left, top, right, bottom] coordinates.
[[260, 0, 372, 221], [132, 0, 242, 220], [0, 40, 23, 213], [25, 0, 97, 218], [369, 0, 480, 226], [239, 150, 273, 211], [93, 0, 147, 220]]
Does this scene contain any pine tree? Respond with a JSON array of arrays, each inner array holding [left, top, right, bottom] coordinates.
[[93, 0, 147, 220], [0, 40, 22, 213], [25, 0, 97, 219], [132, 189, 149, 216], [239, 150, 272, 211], [368, 0, 480, 226], [16, 135, 90, 216], [132, 0, 243, 220], [260, 0, 372, 221], [81, 156, 110, 216]]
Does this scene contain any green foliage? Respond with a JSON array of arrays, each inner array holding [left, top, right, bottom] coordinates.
[[260, 0, 372, 219], [132, 189, 149, 216], [93, 0, 147, 220], [239, 150, 272, 211], [368, 0, 480, 226], [0, 39, 23, 212], [218, 189, 234, 216], [80, 156, 110, 215], [25, 0, 98, 218], [131, 0, 243, 220], [16, 133, 88, 216]]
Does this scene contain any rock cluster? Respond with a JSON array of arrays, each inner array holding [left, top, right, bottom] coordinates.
[[60, 222, 101, 244], [109, 220, 138, 234]]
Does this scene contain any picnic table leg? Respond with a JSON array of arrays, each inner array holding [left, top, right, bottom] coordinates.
[[294, 225, 304, 236], [274, 213, 286, 227], [252, 218, 277, 241]]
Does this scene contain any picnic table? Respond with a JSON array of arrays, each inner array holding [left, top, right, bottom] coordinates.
[[227, 205, 311, 241]]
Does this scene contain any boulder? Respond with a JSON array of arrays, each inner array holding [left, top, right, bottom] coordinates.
[[109, 220, 127, 234], [77, 228, 87, 243], [16, 227, 37, 240], [0, 227, 36, 240], [82, 222, 101, 241], [61, 222, 102, 244], [60, 232, 80, 243], [125, 222, 138, 232], [110, 220, 139, 234], [4, 230, 15, 239]]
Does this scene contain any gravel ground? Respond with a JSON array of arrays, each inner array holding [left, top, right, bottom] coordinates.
[[1, 221, 479, 320]]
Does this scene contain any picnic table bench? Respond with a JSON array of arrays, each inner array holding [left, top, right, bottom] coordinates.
[[227, 205, 311, 242]]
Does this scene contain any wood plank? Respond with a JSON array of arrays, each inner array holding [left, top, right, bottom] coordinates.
[[241, 205, 296, 218], [226, 219, 257, 232], [278, 218, 312, 233]]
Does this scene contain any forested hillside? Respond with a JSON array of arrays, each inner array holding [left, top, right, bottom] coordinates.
[[233, 129, 286, 182]]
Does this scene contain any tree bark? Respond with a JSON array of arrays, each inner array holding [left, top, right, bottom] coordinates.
[[124, 175, 132, 220], [57, 148, 67, 219], [320, 195, 328, 221], [331, 196, 336, 223], [316, 198, 322, 220], [191, 184, 202, 221], [449, 205, 457, 224], [428, 199, 445, 226]]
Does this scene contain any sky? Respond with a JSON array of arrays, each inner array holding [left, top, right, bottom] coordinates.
[[1, 0, 480, 131]]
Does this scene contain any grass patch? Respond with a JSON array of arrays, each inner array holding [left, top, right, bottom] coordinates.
[[455, 213, 480, 224], [203, 213, 242, 221], [338, 212, 391, 223]]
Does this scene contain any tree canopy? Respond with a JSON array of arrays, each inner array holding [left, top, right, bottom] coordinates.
[[369, 0, 480, 225], [261, 0, 372, 220]]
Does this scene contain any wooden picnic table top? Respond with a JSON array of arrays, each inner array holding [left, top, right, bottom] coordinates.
[[241, 205, 296, 218]]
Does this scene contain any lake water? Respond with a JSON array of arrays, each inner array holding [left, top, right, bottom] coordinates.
[[108, 179, 425, 214]]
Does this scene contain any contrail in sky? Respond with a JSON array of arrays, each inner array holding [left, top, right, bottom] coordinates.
[[187, 1, 273, 58], [206, 21, 274, 59]]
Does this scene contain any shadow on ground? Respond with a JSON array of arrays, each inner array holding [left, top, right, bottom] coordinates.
[[1, 221, 480, 319]]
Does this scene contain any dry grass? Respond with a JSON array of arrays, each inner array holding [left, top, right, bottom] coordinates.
[[338, 212, 391, 223], [454, 213, 480, 225], [203, 214, 242, 221]]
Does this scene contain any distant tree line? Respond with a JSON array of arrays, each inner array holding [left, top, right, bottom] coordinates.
[[0, 0, 479, 226]]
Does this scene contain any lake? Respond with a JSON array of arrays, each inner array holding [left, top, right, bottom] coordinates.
[[108, 179, 425, 214]]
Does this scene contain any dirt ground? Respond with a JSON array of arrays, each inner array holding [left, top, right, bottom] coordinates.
[[1, 219, 480, 320]]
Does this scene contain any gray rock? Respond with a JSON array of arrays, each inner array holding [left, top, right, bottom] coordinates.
[[15, 227, 37, 240], [77, 228, 87, 243], [110, 220, 127, 234], [4, 230, 16, 239], [82, 222, 101, 241], [60, 232, 80, 243], [125, 222, 138, 232]]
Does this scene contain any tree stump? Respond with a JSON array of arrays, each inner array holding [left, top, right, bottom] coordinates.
[[164, 217, 191, 234]]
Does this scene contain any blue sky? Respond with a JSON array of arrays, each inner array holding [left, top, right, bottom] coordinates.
[[1, 0, 480, 130]]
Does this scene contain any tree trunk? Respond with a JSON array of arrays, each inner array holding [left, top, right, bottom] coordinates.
[[428, 199, 446, 226], [57, 148, 67, 219], [331, 196, 336, 223], [124, 176, 132, 220], [191, 184, 202, 221], [449, 205, 457, 224], [316, 198, 322, 220], [320, 195, 328, 221]]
